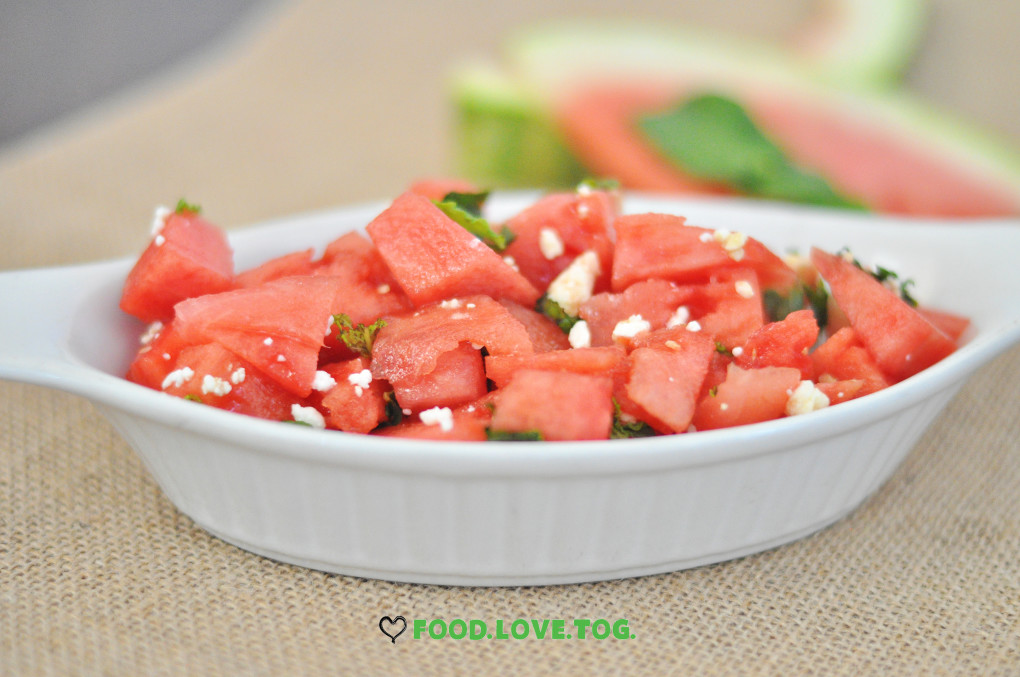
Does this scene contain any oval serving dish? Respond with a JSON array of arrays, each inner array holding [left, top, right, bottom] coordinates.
[[1, 194, 1018, 586]]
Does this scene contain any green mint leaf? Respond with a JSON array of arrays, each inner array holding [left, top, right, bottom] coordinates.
[[434, 192, 516, 252], [332, 313, 386, 357], [610, 399, 659, 439], [283, 419, 312, 427], [637, 93, 865, 210], [535, 294, 580, 333], [577, 177, 620, 193], [378, 391, 403, 428], [175, 199, 202, 214], [486, 429, 544, 441], [840, 249, 918, 307], [183, 394, 203, 403], [763, 280, 829, 328]]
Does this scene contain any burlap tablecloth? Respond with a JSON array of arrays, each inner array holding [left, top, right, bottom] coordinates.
[[2, 2, 1018, 674]]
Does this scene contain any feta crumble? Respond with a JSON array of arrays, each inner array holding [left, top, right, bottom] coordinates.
[[139, 321, 163, 345], [440, 298, 462, 309], [377, 284, 391, 294], [568, 320, 592, 349], [713, 228, 748, 261], [347, 368, 373, 397], [419, 406, 454, 432], [161, 367, 194, 390], [539, 228, 565, 260], [686, 320, 702, 333], [666, 306, 691, 329], [311, 370, 337, 392], [263, 337, 273, 346], [276, 354, 286, 362], [612, 314, 651, 341], [201, 375, 232, 397], [230, 367, 246, 384], [291, 404, 325, 429], [547, 250, 600, 316], [731, 346, 744, 357], [503, 255, 520, 272], [153, 234, 166, 247], [150, 205, 171, 236], [785, 380, 830, 416], [734, 280, 754, 298]]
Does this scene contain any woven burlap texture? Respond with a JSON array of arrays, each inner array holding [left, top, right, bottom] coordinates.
[[2, 1, 1019, 674]]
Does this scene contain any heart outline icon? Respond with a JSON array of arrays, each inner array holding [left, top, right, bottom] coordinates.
[[379, 615, 407, 644]]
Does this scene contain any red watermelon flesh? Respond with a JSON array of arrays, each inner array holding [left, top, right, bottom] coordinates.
[[489, 369, 614, 441], [502, 189, 617, 292], [611, 212, 796, 293], [173, 276, 340, 397], [316, 357, 388, 433], [811, 247, 956, 382], [161, 343, 300, 421], [734, 308, 819, 378], [390, 343, 488, 413], [692, 363, 803, 431], [497, 299, 571, 352], [120, 209, 234, 323], [370, 295, 533, 384], [810, 327, 890, 396], [484, 345, 627, 389], [234, 249, 316, 288], [579, 279, 693, 347], [625, 333, 716, 433], [366, 191, 540, 307], [125, 320, 190, 390], [406, 177, 480, 201]]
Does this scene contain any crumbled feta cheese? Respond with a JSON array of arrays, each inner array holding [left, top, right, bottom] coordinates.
[[201, 375, 232, 397], [612, 314, 651, 341], [466, 302, 476, 309], [664, 340, 681, 351], [503, 255, 520, 272], [377, 284, 391, 294], [720, 403, 729, 411], [263, 337, 273, 346], [150, 205, 171, 236], [326, 317, 335, 336], [539, 228, 565, 260], [698, 231, 714, 243], [312, 370, 337, 392], [731, 346, 744, 358], [734, 280, 754, 298], [666, 306, 691, 328], [139, 321, 163, 345], [419, 406, 454, 432], [162, 353, 171, 361], [440, 298, 462, 309], [577, 182, 592, 196], [161, 367, 194, 390], [470, 342, 484, 350], [450, 312, 469, 320], [547, 250, 600, 316], [230, 367, 246, 384], [577, 203, 590, 218], [713, 228, 748, 261], [568, 320, 592, 349], [402, 408, 412, 416], [291, 404, 325, 429], [276, 354, 286, 362], [153, 234, 166, 246], [347, 368, 373, 397], [785, 380, 830, 416], [686, 320, 702, 333]]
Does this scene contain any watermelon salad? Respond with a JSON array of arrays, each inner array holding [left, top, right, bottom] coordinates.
[[120, 181, 968, 442]]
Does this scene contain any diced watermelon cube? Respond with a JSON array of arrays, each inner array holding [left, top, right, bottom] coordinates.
[[125, 320, 190, 389], [391, 343, 488, 413], [811, 247, 956, 382], [502, 190, 616, 292], [234, 249, 316, 288], [370, 295, 533, 384], [173, 276, 341, 397], [315, 357, 388, 433], [810, 327, 890, 396], [120, 208, 234, 323], [484, 345, 627, 389], [497, 300, 571, 352], [625, 332, 716, 433], [692, 363, 802, 430], [489, 369, 614, 441], [579, 279, 693, 347], [734, 308, 819, 378], [366, 191, 540, 307]]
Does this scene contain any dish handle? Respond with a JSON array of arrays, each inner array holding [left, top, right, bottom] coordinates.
[[0, 259, 130, 386]]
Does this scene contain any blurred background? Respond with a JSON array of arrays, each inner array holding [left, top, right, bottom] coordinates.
[[1, 0, 1018, 266]]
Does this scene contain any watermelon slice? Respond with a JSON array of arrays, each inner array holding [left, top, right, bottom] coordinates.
[[489, 369, 614, 441], [315, 357, 388, 433], [625, 334, 716, 434]]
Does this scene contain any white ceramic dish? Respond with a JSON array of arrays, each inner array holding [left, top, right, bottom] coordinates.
[[1, 194, 1018, 586]]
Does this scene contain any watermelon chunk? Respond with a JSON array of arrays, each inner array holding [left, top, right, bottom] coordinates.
[[489, 369, 614, 441], [315, 357, 388, 433], [390, 343, 488, 413], [811, 247, 956, 381], [734, 308, 819, 378], [625, 333, 716, 433], [497, 299, 571, 352], [366, 191, 540, 307], [611, 213, 796, 292], [120, 208, 234, 323], [370, 295, 533, 384], [234, 249, 316, 288], [810, 326, 890, 396], [579, 279, 693, 347], [484, 345, 627, 389], [502, 189, 617, 292], [692, 363, 802, 431], [161, 343, 300, 421], [173, 276, 340, 397], [125, 320, 190, 390]]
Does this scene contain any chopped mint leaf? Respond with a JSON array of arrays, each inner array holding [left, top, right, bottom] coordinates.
[[434, 192, 516, 252], [175, 199, 201, 214], [486, 429, 543, 441], [763, 280, 829, 327], [714, 341, 731, 355], [183, 394, 203, 403], [637, 93, 865, 210], [838, 248, 918, 307], [283, 419, 312, 427], [332, 313, 386, 357], [535, 294, 580, 333], [378, 391, 403, 428], [610, 400, 658, 439]]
